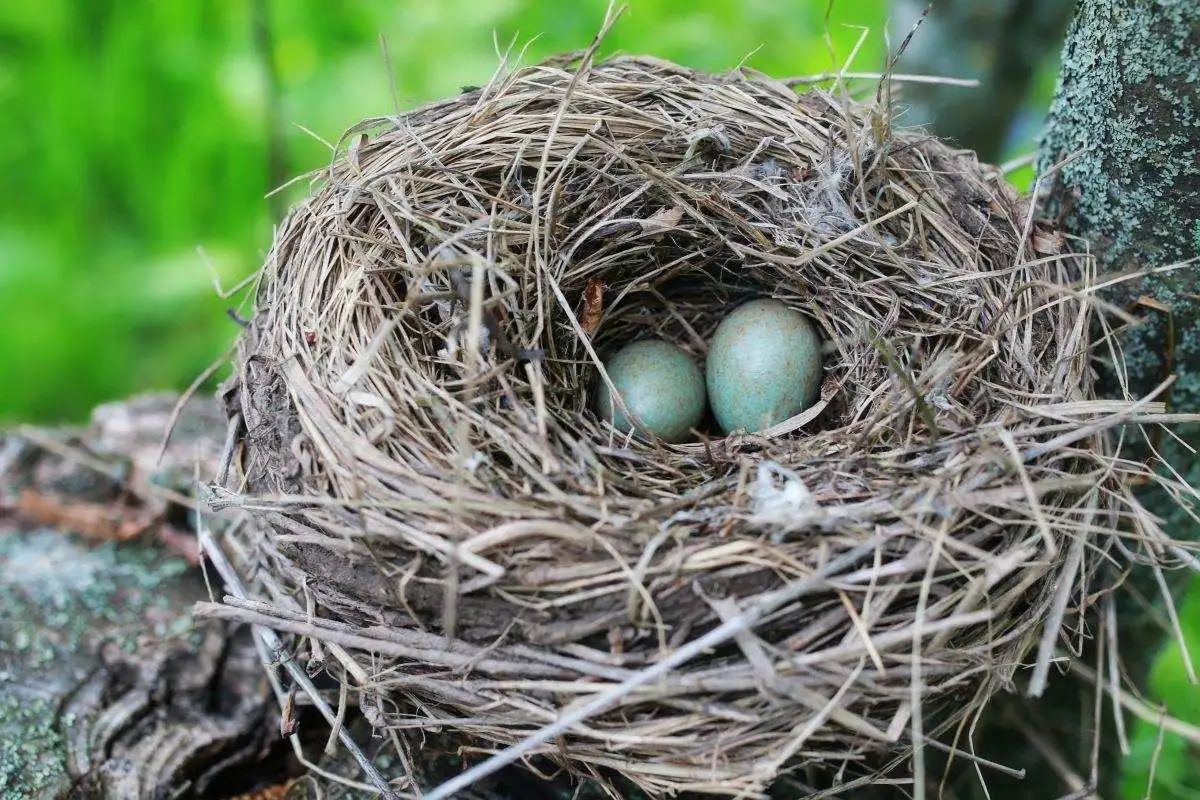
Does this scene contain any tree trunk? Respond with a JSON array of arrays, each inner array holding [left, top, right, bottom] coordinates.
[[0, 396, 286, 798], [1039, 0, 1200, 405], [1032, 0, 1200, 796]]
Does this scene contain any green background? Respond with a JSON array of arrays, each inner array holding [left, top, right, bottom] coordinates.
[[2, 0, 897, 424], [0, 1, 1192, 796]]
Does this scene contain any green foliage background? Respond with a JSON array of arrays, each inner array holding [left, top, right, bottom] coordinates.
[[0, 0, 893, 423], [0, 1, 1192, 797]]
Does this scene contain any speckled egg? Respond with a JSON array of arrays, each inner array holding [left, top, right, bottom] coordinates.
[[706, 299, 823, 434], [594, 339, 706, 443]]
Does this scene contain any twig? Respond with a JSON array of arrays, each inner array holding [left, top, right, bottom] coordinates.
[[422, 537, 884, 800], [217, 412, 243, 488], [156, 344, 236, 466], [197, 524, 401, 799], [1009, 712, 1101, 800], [1071, 660, 1200, 744], [784, 71, 979, 88], [1028, 494, 1093, 697]]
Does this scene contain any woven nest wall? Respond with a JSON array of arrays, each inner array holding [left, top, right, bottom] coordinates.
[[214, 56, 1178, 796]]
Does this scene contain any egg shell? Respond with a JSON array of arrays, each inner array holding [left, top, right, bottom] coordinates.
[[594, 339, 706, 443], [706, 299, 823, 434]]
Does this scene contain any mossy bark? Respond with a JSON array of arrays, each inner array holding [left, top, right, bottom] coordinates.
[[0, 398, 279, 798], [1022, 1, 1200, 797], [1039, 0, 1200, 409]]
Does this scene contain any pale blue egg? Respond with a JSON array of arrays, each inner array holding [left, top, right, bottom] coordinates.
[[706, 299, 823, 433], [594, 339, 706, 443]]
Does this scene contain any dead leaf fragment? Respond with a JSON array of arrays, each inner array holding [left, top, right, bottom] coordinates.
[[641, 205, 684, 233], [15, 488, 155, 543], [232, 780, 297, 800], [581, 279, 605, 336], [1031, 226, 1064, 255]]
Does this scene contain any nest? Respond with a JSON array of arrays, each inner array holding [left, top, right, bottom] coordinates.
[[213, 56, 1187, 797]]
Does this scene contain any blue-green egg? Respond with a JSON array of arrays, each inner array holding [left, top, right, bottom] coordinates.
[[706, 299, 823, 434], [594, 339, 706, 443]]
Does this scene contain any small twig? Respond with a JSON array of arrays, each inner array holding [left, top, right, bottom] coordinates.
[[784, 71, 979, 88], [1000, 152, 1037, 175], [914, 732, 1025, 780], [216, 413, 243, 488], [156, 344, 236, 466], [422, 536, 884, 800], [1009, 712, 1100, 800], [1028, 493, 1093, 697], [910, 513, 950, 800], [326, 669, 349, 757], [379, 34, 402, 118], [197, 525, 401, 799], [1142, 711, 1168, 800], [1071, 660, 1200, 744], [1103, 596, 1129, 756]]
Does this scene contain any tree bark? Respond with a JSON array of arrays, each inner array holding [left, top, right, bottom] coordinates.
[[1039, 0, 1200, 407], [0, 396, 589, 800], [0, 396, 281, 798], [1031, 1, 1200, 797]]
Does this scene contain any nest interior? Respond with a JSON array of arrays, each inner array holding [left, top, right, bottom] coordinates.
[[216, 56, 1177, 796]]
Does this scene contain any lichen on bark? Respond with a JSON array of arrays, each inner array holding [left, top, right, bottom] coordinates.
[[1032, 3, 1200, 797], [0, 529, 195, 797], [1038, 0, 1199, 408], [0, 695, 65, 797]]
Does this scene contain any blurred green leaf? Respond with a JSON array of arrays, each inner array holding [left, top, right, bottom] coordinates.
[[0, 0, 893, 423], [1120, 579, 1200, 799]]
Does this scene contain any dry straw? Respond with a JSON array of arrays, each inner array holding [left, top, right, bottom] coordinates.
[[207, 49, 1197, 798]]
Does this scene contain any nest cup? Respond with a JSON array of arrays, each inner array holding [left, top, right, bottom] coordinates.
[[218, 56, 1171, 796]]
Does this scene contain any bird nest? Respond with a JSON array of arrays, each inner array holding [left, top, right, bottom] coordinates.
[[211, 55, 1187, 797]]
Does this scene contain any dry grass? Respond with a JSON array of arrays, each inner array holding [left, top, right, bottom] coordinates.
[[207, 53, 1197, 797]]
